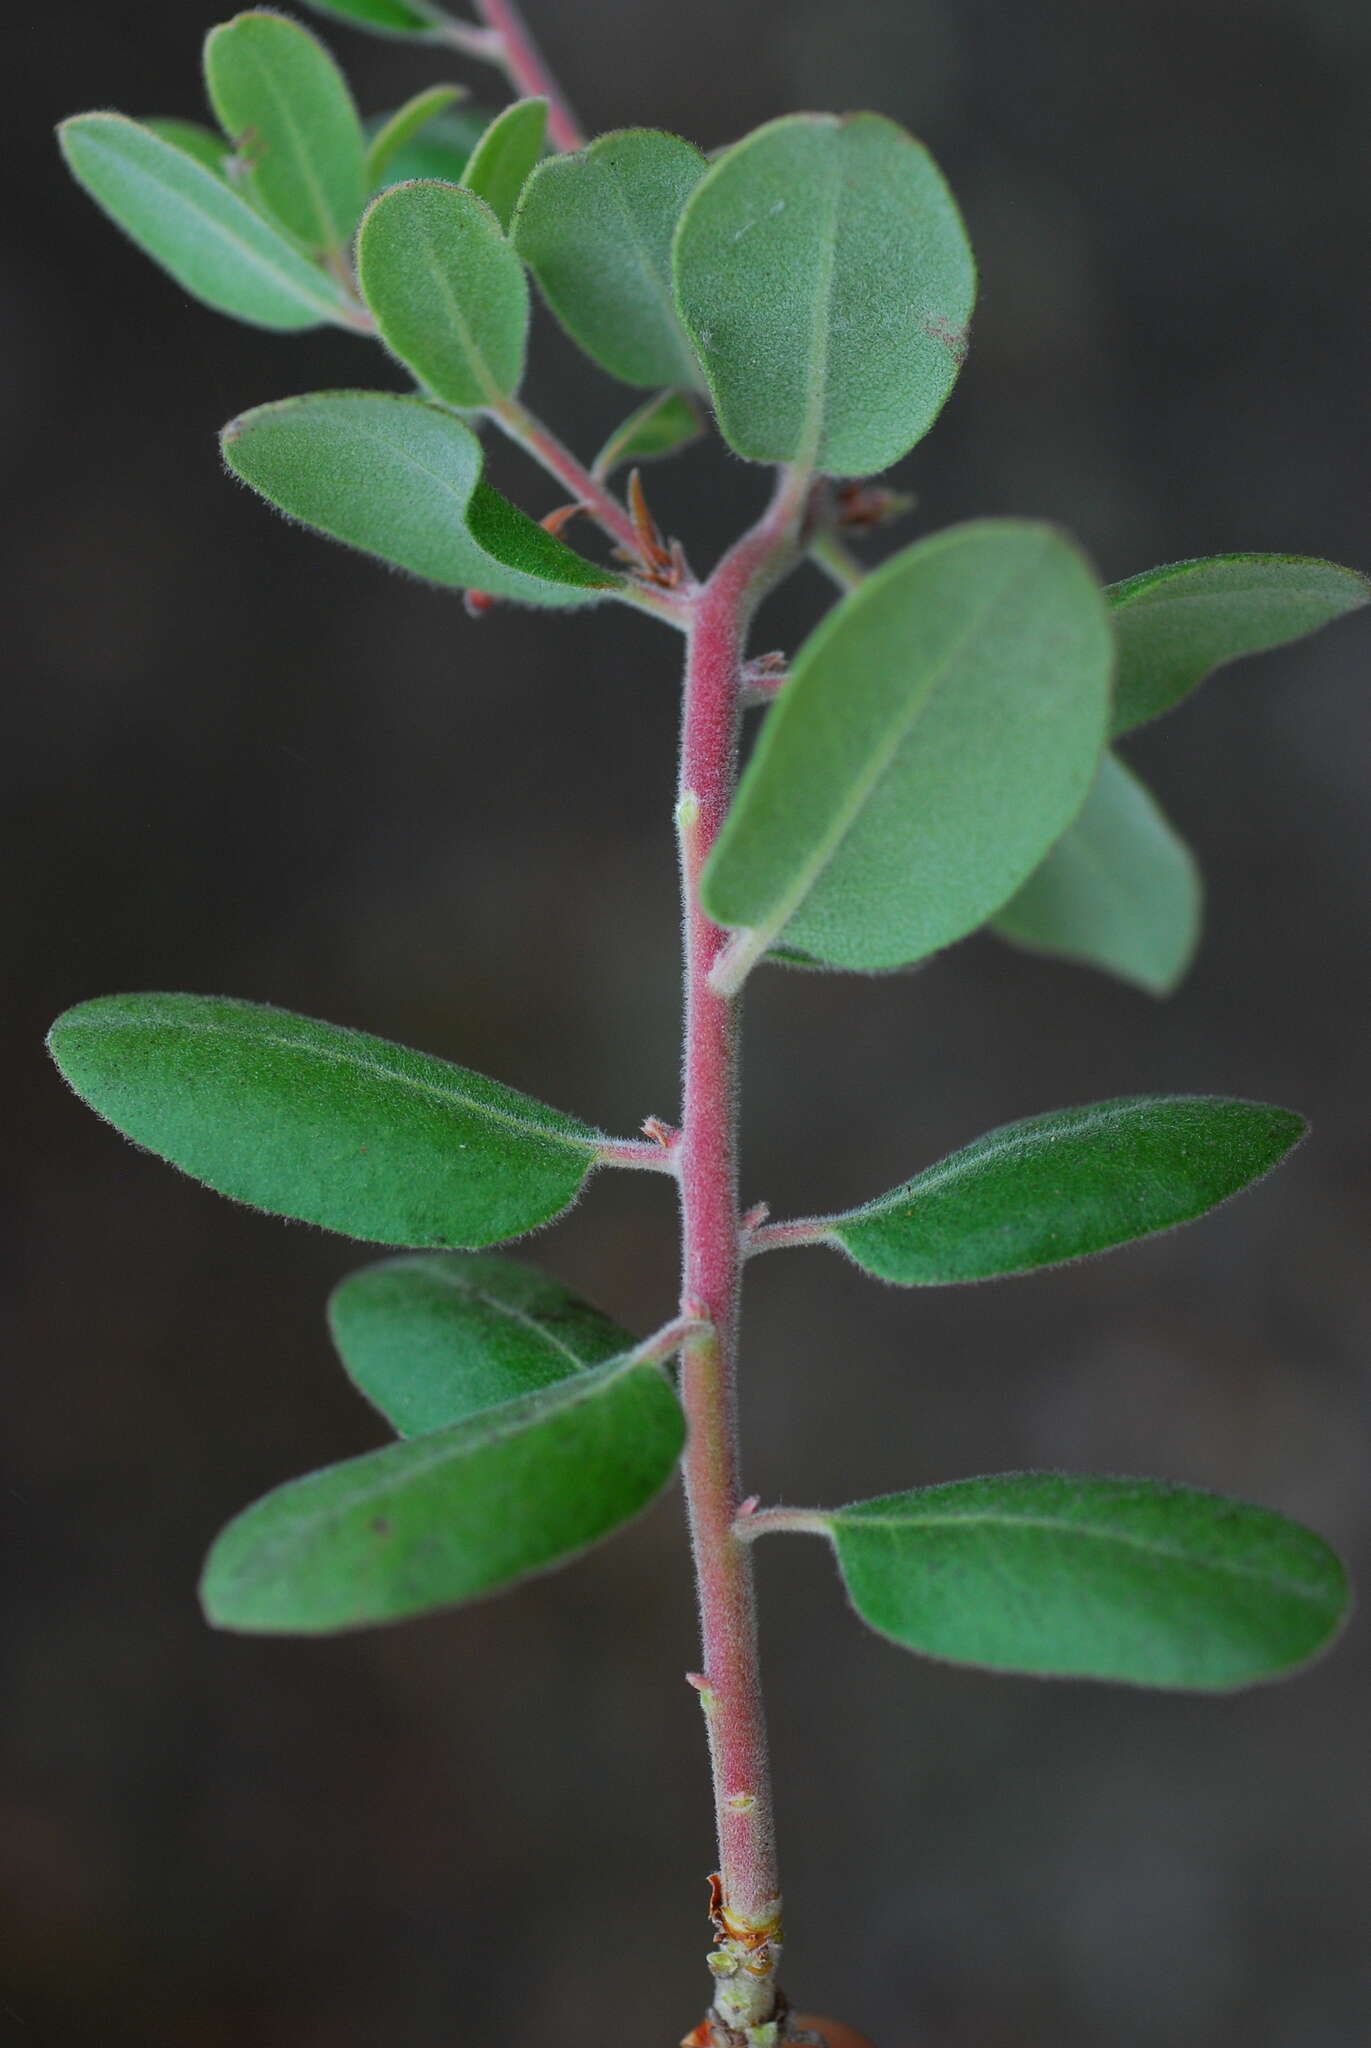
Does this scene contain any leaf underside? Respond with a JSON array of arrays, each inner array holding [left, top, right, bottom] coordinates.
[[992, 751, 1202, 996], [514, 128, 709, 390], [358, 178, 530, 406], [58, 113, 348, 330], [702, 521, 1113, 971], [221, 389, 616, 602], [673, 111, 975, 472], [204, 10, 368, 254], [1110, 553, 1371, 735]]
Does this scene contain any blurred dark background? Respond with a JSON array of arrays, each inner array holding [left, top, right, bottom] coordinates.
[[6, 2, 1371, 2043]]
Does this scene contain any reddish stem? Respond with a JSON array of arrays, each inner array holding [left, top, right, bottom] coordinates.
[[675, 470, 814, 2026], [468, 0, 586, 151]]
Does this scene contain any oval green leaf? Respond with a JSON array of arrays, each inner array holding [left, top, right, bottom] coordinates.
[[222, 389, 617, 604], [47, 992, 604, 1248], [329, 1252, 633, 1436], [992, 752, 1202, 996], [204, 11, 367, 254], [364, 83, 466, 188], [592, 389, 704, 478], [513, 129, 708, 390], [1111, 553, 1371, 736], [58, 114, 352, 330], [462, 97, 547, 232], [358, 179, 529, 405], [825, 1095, 1305, 1285], [672, 112, 975, 472], [303, 0, 440, 31], [702, 521, 1113, 975], [201, 1347, 685, 1633], [818, 1471, 1350, 1689]]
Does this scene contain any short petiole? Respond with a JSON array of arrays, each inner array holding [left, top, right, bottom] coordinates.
[[596, 1135, 682, 1175], [733, 1506, 832, 1541], [743, 1215, 835, 1257]]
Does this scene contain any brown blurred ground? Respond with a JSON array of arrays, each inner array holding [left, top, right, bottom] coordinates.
[[5, 2, 1371, 2043]]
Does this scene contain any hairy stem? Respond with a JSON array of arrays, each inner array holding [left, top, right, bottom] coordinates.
[[488, 396, 656, 563], [676, 468, 815, 2036], [465, 0, 586, 151]]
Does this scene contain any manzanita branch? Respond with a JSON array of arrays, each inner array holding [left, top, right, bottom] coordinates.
[[51, 14, 1365, 2045], [487, 395, 646, 558], [673, 464, 817, 2037]]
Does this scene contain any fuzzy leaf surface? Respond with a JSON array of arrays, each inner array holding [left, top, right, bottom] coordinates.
[[702, 522, 1112, 971], [329, 1252, 632, 1435], [365, 84, 466, 187], [204, 10, 367, 253], [222, 390, 616, 603], [359, 179, 528, 404], [593, 389, 703, 476], [462, 97, 547, 231], [513, 129, 707, 389], [58, 114, 350, 330], [992, 752, 1201, 996], [673, 112, 975, 471], [47, 992, 602, 1248], [824, 1471, 1349, 1688], [828, 1095, 1304, 1285], [1111, 553, 1371, 735], [201, 1349, 685, 1632]]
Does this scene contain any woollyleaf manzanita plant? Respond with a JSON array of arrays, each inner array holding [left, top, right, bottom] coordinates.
[[51, 5, 1365, 2042]]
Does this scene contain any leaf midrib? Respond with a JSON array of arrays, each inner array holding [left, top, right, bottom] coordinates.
[[235, 29, 356, 251], [68, 1007, 599, 1153], [76, 121, 343, 319], [596, 148, 700, 386], [749, 532, 1050, 948], [837, 1505, 1335, 1606], [844, 1097, 1180, 1225], [221, 1352, 658, 1575]]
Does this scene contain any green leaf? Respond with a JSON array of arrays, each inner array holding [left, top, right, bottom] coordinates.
[[366, 104, 492, 187], [592, 389, 704, 478], [462, 97, 547, 232], [816, 1471, 1349, 1689], [1111, 553, 1371, 736], [47, 992, 605, 1248], [204, 11, 367, 255], [58, 113, 352, 330], [992, 752, 1202, 996], [329, 1252, 632, 1435], [222, 390, 617, 604], [825, 1095, 1305, 1286], [144, 116, 231, 177], [302, 0, 441, 32], [358, 179, 529, 405], [364, 83, 466, 188], [702, 522, 1112, 975], [672, 112, 975, 472], [201, 1345, 685, 1632], [513, 129, 708, 390]]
